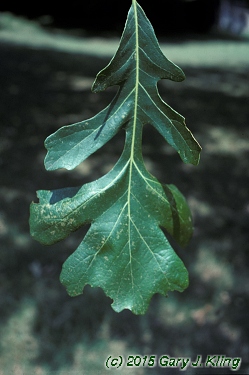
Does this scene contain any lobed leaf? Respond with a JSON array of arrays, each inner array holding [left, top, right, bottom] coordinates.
[[30, 0, 201, 314]]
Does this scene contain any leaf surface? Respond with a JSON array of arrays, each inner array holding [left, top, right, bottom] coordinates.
[[30, 0, 201, 314]]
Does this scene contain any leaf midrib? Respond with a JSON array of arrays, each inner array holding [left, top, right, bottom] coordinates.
[[126, 0, 140, 292]]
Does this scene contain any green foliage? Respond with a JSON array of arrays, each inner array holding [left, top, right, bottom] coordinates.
[[30, 0, 201, 314]]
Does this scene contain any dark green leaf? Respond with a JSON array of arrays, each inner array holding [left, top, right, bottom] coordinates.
[[30, 0, 201, 314]]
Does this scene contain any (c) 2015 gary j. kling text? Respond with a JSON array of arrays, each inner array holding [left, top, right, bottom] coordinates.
[[105, 354, 241, 371]]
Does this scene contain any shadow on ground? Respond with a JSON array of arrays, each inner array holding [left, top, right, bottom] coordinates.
[[0, 39, 249, 374]]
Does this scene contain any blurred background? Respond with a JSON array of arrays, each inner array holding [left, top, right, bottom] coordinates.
[[0, 0, 249, 374]]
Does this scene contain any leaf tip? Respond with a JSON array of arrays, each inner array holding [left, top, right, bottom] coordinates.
[[175, 67, 186, 82]]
